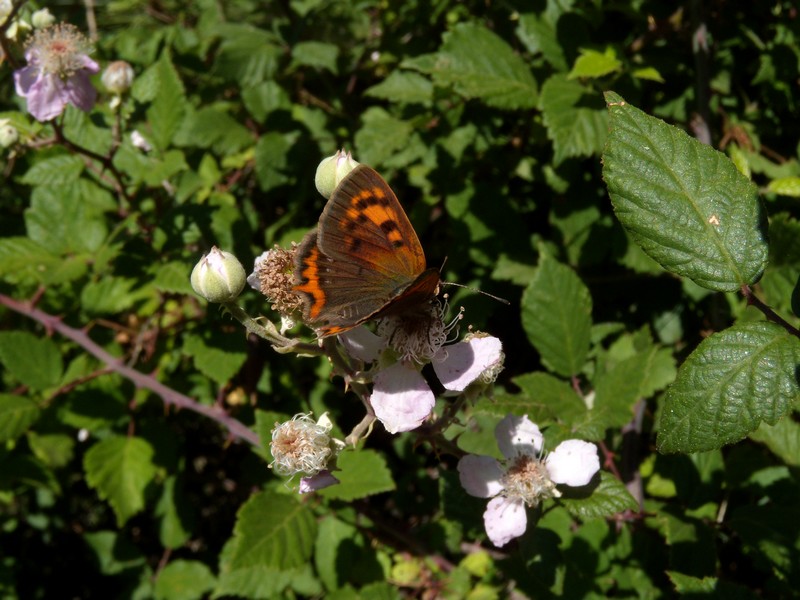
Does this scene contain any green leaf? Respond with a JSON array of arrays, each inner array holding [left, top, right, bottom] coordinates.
[[521, 252, 592, 377], [657, 321, 800, 453], [214, 565, 316, 599], [666, 572, 717, 593], [602, 92, 768, 291], [748, 415, 800, 466], [26, 184, 108, 254], [766, 176, 800, 197], [365, 71, 434, 106], [405, 22, 537, 109], [0, 331, 63, 390], [291, 41, 339, 73], [183, 333, 247, 386], [155, 476, 194, 549], [594, 347, 677, 429], [314, 517, 359, 591], [0, 395, 41, 443], [0, 237, 68, 285], [632, 67, 665, 83], [320, 449, 395, 501], [241, 81, 291, 123], [219, 490, 317, 572], [483, 371, 582, 422], [516, 9, 569, 71], [540, 75, 608, 164], [175, 106, 253, 155], [154, 560, 215, 600], [568, 48, 622, 79], [254, 132, 294, 192], [212, 24, 282, 87], [354, 107, 413, 167], [561, 471, 638, 519], [20, 155, 84, 186], [83, 530, 147, 575], [27, 432, 75, 468], [84, 436, 158, 526], [146, 52, 187, 150], [153, 261, 195, 295], [80, 277, 147, 315]]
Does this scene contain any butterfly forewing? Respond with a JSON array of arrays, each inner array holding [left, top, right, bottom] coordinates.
[[294, 164, 440, 337], [317, 165, 427, 282]]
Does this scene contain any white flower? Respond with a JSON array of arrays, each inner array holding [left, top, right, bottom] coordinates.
[[458, 414, 600, 547], [339, 328, 503, 433]]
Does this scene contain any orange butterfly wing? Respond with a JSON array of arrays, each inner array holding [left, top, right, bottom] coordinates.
[[295, 165, 439, 336]]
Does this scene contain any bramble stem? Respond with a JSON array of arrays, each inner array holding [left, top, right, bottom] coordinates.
[[0, 293, 261, 447]]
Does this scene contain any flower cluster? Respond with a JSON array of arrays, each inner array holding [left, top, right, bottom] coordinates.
[[459, 414, 600, 547]]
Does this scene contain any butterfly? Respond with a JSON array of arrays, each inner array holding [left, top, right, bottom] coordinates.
[[294, 165, 441, 337]]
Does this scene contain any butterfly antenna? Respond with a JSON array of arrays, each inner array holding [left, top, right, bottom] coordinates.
[[440, 281, 510, 305]]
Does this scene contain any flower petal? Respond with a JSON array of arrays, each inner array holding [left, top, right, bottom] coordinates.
[[24, 73, 69, 121], [339, 326, 385, 363], [371, 363, 434, 433], [13, 65, 39, 97], [457, 454, 505, 498], [299, 470, 339, 494], [433, 336, 503, 392], [495, 414, 543, 459], [546, 439, 600, 486], [484, 496, 527, 547], [63, 71, 97, 112]]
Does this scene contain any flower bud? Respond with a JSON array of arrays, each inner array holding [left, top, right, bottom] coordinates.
[[190, 247, 246, 303], [314, 149, 360, 198], [101, 61, 135, 95], [0, 0, 12, 24], [0, 119, 19, 148], [31, 8, 56, 29]]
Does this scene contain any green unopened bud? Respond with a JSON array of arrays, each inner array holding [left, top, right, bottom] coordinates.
[[314, 150, 360, 198], [31, 8, 56, 29], [190, 247, 246, 303], [101, 61, 135, 95], [0, 119, 18, 148], [0, 0, 12, 24]]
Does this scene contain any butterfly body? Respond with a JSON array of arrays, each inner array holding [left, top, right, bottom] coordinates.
[[295, 165, 440, 337]]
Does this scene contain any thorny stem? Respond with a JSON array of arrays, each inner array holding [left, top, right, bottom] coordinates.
[[741, 284, 800, 336], [221, 301, 319, 355], [0, 293, 261, 448]]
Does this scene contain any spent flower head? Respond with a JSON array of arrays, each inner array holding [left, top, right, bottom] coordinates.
[[14, 23, 99, 121], [458, 414, 599, 547], [269, 413, 344, 479], [248, 244, 304, 320]]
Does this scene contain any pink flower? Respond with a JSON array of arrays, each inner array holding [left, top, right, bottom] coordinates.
[[340, 329, 504, 433], [458, 415, 600, 547], [13, 24, 99, 122]]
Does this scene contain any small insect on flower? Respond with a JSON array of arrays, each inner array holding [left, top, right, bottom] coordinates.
[[13, 23, 99, 122]]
